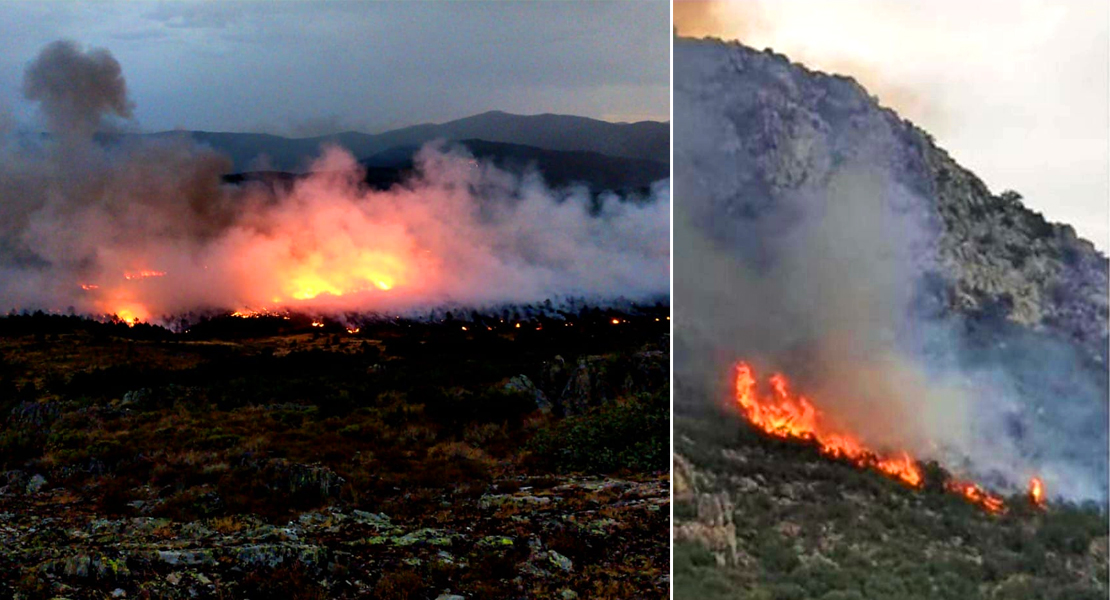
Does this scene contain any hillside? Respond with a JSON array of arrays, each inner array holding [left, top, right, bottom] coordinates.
[[673, 35, 1107, 600]]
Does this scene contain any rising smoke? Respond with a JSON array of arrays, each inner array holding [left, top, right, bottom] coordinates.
[[0, 41, 669, 322]]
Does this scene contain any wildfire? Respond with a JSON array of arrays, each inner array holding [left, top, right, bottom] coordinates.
[[732, 361, 1049, 513], [229, 308, 290, 319], [113, 306, 146, 326], [123, 270, 165, 280], [281, 251, 401, 300], [1030, 477, 1046, 508], [946, 480, 1006, 514], [733, 361, 924, 487]]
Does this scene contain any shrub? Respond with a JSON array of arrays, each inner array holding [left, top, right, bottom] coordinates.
[[525, 389, 667, 473]]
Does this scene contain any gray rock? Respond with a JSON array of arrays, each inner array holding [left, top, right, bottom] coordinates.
[[547, 550, 573, 572], [504, 374, 550, 412], [25, 474, 46, 494], [157, 549, 216, 567]]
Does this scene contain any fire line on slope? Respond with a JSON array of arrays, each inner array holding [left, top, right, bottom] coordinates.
[[731, 361, 1046, 514]]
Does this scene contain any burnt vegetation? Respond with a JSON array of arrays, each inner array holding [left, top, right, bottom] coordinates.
[[0, 306, 669, 599]]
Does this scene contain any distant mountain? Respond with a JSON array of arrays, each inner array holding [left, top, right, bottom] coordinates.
[[362, 139, 669, 192], [225, 139, 668, 195], [150, 111, 668, 172]]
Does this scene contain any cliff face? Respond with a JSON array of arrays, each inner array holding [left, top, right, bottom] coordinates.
[[675, 36, 1107, 358]]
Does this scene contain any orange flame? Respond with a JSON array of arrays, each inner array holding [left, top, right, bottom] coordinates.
[[946, 479, 1006, 514], [1029, 477, 1046, 509], [732, 361, 1046, 515], [733, 361, 923, 488], [123, 270, 165, 280]]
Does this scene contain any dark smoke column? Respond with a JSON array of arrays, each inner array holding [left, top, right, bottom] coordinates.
[[22, 40, 133, 141]]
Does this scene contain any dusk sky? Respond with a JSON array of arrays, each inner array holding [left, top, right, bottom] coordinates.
[[676, 0, 1109, 249], [0, 1, 670, 136]]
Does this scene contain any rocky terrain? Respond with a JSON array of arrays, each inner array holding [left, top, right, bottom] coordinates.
[[0, 308, 669, 598], [673, 407, 1107, 600]]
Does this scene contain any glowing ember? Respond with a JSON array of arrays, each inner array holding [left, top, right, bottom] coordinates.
[[346, 327, 360, 334], [80, 284, 99, 291], [123, 270, 165, 280], [1030, 477, 1046, 508], [733, 361, 924, 488], [311, 321, 324, 328], [611, 318, 620, 325]]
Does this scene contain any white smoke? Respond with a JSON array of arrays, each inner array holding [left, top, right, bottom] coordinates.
[[0, 41, 669, 322]]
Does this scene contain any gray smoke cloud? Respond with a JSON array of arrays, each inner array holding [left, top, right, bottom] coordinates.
[[676, 161, 1106, 502], [1, 41, 669, 324], [22, 40, 133, 140]]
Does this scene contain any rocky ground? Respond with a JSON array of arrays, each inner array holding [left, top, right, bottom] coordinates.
[[1, 473, 667, 599], [0, 308, 670, 598]]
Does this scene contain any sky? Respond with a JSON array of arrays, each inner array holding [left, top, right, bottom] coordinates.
[[675, 0, 1110, 250], [0, 1, 670, 137]]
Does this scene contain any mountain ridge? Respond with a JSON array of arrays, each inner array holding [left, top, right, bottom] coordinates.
[[136, 111, 669, 171], [675, 35, 1107, 358]]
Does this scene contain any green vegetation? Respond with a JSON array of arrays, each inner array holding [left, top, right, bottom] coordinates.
[[527, 389, 669, 473], [673, 411, 1109, 600]]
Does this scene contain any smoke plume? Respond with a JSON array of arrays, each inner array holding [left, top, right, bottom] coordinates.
[[22, 40, 133, 141], [0, 41, 669, 323]]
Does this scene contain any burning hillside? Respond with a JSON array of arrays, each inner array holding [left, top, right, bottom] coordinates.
[[0, 42, 669, 325], [732, 361, 1048, 515], [674, 36, 1107, 505], [674, 32, 1106, 600]]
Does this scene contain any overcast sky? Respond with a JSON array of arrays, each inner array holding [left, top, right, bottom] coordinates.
[[0, 1, 669, 137], [676, 0, 1109, 250]]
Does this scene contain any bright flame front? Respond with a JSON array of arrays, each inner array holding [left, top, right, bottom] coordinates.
[[732, 361, 1047, 513], [733, 361, 923, 487]]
